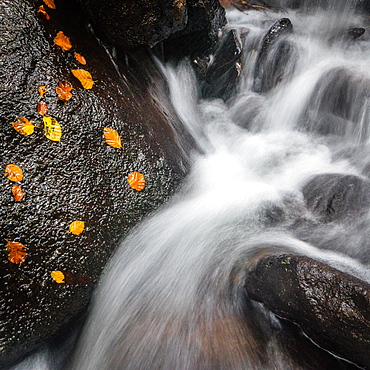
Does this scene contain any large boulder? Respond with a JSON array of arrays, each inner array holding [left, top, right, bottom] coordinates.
[[0, 0, 200, 366], [245, 254, 370, 369]]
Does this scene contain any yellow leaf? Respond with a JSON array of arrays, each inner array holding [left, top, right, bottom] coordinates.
[[71, 69, 96, 89], [12, 185, 24, 201], [43, 0, 56, 9], [54, 31, 72, 51], [128, 171, 145, 191], [69, 220, 85, 235], [103, 127, 123, 148], [11, 117, 34, 136], [5, 164, 23, 182], [38, 86, 47, 97], [43, 116, 62, 141], [5, 239, 27, 264], [38, 5, 50, 20], [51, 271, 65, 283], [75, 52, 87, 65]]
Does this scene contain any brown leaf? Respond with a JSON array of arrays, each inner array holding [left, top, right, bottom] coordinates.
[[103, 127, 123, 148], [5, 164, 23, 182], [37, 101, 48, 116], [54, 31, 72, 51], [38, 86, 47, 97], [43, 0, 56, 9], [69, 220, 85, 235], [128, 171, 145, 191], [75, 52, 87, 65], [11, 117, 35, 136], [55, 81, 73, 101], [5, 240, 26, 264], [51, 271, 65, 283], [12, 185, 24, 201], [37, 5, 50, 19], [71, 69, 96, 89]]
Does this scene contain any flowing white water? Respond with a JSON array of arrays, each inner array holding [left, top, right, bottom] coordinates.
[[16, 3, 370, 370]]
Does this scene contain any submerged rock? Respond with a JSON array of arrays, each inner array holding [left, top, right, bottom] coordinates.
[[0, 0, 193, 366], [245, 254, 370, 369], [253, 18, 294, 93], [301, 173, 370, 223]]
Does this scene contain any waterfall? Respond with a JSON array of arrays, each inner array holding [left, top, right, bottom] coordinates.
[[14, 2, 370, 369]]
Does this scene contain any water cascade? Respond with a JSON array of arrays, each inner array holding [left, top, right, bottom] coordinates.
[[16, 1, 370, 369]]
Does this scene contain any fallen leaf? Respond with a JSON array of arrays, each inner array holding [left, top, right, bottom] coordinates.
[[71, 69, 96, 89], [5, 240, 26, 264], [37, 101, 48, 116], [12, 185, 24, 201], [5, 164, 23, 182], [37, 5, 50, 19], [43, 116, 62, 141], [55, 81, 73, 101], [75, 52, 86, 65], [11, 117, 35, 136], [128, 171, 145, 191], [51, 271, 65, 283], [38, 85, 47, 97], [43, 0, 56, 9], [104, 127, 123, 148], [69, 220, 85, 235], [54, 31, 72, 51]]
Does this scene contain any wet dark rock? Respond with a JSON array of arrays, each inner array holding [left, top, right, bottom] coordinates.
[[78, 0, 226, 59], [253, 18, 294, 93], [245, 254, 370, 369], [301, 173, 370, 223], [0, 0, 189, 366], [201, 29, 243, 101]]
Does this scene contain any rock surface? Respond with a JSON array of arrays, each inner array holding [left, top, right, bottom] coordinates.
[[0, 0, 202, 366], [245, 254, 370, 369]]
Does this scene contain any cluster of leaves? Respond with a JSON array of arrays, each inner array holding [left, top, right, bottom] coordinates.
[[3, 0, 147, 281]]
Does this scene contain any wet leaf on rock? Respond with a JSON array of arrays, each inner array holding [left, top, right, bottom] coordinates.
[[11, 117, 34, 136], [54, 31, 72, 51], [5, 164, 23, 182], [43, 116, 62, 141], [69, 220, 85, 235], [128, 172, 145, 191], [56, 81, 73, 101], [38, 86, 47, 97], [104, 127, 123, 148], [51, 271, 65, 283], [12, 185, 24, 201], [75, 53, 86, 65], [37, 101, 48, 116], [5, 240, 26, 264], [43, 0, 56, 9], [71, 69, 96, 89], [37, 5, 50, 20]]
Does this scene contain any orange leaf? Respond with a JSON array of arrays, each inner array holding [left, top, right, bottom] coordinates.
[[38, 86, 47, 97], [5, 164, 23, 182], [37, 101, 48, 116], [75, 52, 86, 65], [51, 271, 65, 283], [69, 220, 85, 235], [54, 31, 72, 51], [5, 240, 26, 264], [11, 117, 35, 136], [55, 81, 73, 101], [12, 185, 24, 201], [71, 69, 96, 89], [43, 0, 56, 9], [103, 127, 123, 148], [128, 171, 145, 191], [37, 5, 50, 20]]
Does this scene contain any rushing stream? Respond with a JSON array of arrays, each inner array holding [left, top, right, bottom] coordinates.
[[14, 2, 370, 369]]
